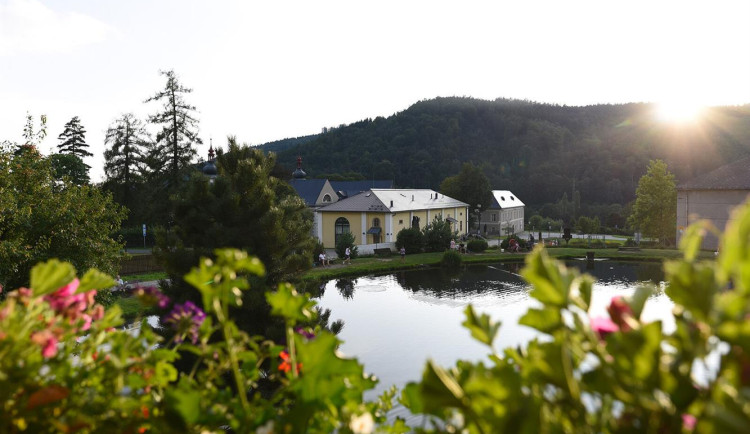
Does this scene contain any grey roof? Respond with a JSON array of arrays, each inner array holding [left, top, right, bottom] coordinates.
[[288, 178, 329, 206], [319, 189, 468, 212], [489, 190, 525, 209], [678, 156, 750, 190], [329, 180, 393, 198]]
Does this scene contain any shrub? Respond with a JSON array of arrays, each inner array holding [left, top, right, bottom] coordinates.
[[500, 236, 527, 250], [467, 239, 488, 252], [335, 231, 358, 259], [312, 239, 326, 264], [396, 227, 424, 254], [422, 216, 453, 253], [440, 249, 462, 268]]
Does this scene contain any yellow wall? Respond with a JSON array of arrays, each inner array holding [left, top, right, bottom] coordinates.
[[393, 212, 410, 235], [321, 212, 363, 248], [364, 213, 388, 244]]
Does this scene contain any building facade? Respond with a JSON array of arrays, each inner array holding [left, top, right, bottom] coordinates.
[[316, 189, 469, 253], [479, 190, 525, 236], [676, 157, 750, 250]]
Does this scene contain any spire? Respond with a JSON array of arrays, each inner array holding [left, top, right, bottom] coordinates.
[[208, 138, 215, 160], [292, 156, 307, 179]]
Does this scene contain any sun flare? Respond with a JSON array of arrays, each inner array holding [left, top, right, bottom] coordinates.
[[655, 99, 706, 123]]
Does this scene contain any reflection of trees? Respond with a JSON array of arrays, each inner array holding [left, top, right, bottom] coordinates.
[[396, 265, 525, 298], [565, 260, 664, 284], [336, 279, 356, 299]]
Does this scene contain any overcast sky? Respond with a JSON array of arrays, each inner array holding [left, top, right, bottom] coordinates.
[[1, 0, 749, 182]]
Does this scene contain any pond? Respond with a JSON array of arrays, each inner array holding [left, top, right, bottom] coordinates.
[[316, 260, 674, 418]]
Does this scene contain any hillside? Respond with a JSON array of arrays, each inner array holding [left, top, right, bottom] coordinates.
[[266, 97, 750, 208]]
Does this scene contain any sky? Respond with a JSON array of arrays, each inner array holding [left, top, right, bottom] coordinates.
[[1, 0, 749, 182]]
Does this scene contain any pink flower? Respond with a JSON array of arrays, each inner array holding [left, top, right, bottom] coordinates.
[[682, 414, 696, 430], [607, 296, 635, 331], [31, 330, 58, 358], [44, 279, 81, 312], [591, 316, 619, 340]]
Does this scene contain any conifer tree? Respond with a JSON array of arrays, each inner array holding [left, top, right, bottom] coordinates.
[[57, 116, 92, 158], [104, 113, 149, 207], [145, 70, 202, 183]]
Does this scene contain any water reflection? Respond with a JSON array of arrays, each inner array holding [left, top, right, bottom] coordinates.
[[316, 261, 669, 408]]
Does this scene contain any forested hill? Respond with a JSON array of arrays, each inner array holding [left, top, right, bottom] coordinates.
[[266, 97, 750, 207]]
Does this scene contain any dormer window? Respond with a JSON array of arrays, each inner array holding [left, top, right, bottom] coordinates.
[[501, 196, 505, 201], [323, 194, 332, 203], [510, 196, 515, 200]]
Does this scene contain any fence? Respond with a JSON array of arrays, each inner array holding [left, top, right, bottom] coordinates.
[[119, 254, 162, 275]]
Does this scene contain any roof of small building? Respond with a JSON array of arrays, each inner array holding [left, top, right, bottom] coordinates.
[[489, 190, 525, 209], [288, 178, 330, 206], [329, 180, 394, 198], [319, 189, 468, 212], [678, 156, 750, 190]]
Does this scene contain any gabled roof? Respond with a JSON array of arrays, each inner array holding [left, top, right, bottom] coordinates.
[[678, 156, 750, 190], [288, 178, 330, 206], [319, 189, 468, 212], [329, 180, 394, 198], [489, 190, 525, 209]]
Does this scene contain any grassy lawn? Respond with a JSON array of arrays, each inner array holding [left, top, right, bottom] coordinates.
[[121, 271, 167, 282], [301, 247, 714, 283], [115, 295, 156, 320]]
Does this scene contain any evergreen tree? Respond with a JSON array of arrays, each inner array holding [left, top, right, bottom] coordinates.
[[49, 153, 89, 185], [104, 113, 149, 208], [628, 159, 677, 245], [145, 70, 202, 183], [57, 116, 92, 158], [439, 163, 492, 227]]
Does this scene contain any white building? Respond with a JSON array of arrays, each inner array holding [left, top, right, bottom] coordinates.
[[479, 190, 525, 236]]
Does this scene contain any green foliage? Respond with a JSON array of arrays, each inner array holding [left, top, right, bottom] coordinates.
[[0, 250, 390, 432], [396, 227, 424, 253], [399, 200, 750, 432], [439, 162, 492, 226], [103, 113, 149, 220], [56, 116, 92, 159], [49, 153, 89, 185], [155, 138, 315, 338], [440, 249, 462, 268], [466, 238, 488, 252], [628, 159, 677, 245], [422, 215, 453, 253], [145, 69, 201, 183], [0, 148, 126, 289], [335, 232, 358, 259], [576, 215, 601, 234]]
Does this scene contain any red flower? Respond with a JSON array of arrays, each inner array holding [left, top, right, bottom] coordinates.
[[607, 296, 635, 332], [278, 350, 302, 375]]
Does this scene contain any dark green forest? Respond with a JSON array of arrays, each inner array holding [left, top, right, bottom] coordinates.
[[265, 97, 750, 211]]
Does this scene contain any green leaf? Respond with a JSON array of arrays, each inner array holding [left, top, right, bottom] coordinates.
[[266, 283, 316, 324], [165, 380, 201, 426], [30, 259, 76, 296], [521, 249, 570, 307], [77, 268, 115, 293], [519, 307, 562, 334], [462, 305, 501, 347], [629, 284, 653, 319], [679, 220, 710, 262]]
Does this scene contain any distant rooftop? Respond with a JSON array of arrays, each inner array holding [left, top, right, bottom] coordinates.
[[489, 190, 525, 209], [678, 156, 750, 190], [319, 189, 467, 212]]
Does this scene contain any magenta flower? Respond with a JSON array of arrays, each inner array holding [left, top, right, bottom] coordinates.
[[163, 301, 206, 344], [134, 286, 170, 309], [682, 414, 697, 430], [607, 296, 635, 331], [295, 327, 315, 340], [590, 316, 619, 340]]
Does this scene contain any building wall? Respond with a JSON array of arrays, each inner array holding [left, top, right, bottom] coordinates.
[[481, 206, 524, 235], [676, 189, 750, 250], [321, 211, 364, 248]]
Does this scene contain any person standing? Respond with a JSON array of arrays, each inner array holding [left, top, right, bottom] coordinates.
[[344, 247, 351, 265], [400, 246, 406, 262]]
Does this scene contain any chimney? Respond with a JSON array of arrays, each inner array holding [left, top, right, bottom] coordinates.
[[390, 200, 393, 208]]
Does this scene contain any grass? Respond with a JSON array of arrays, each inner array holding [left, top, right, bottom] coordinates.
[[300, 247, 714, 283], [115, 295, 155, 320]]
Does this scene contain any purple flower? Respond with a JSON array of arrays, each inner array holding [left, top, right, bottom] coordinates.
[[163, 301, 206, 344], [295, 327, 315, 340], [134, 286, 170, 309]]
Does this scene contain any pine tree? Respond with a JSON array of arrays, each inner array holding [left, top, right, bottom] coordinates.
[[57, 116, 92, 158], [145, 70, 202, 183], [104, 113, 149, 206]]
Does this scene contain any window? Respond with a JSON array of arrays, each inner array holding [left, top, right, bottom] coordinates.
[[491, 213, 497, 222], [373, 218, 380, 227], [335, 217, 350, 245], [399, 219, 403, 225], [323, 194, 332, 203]]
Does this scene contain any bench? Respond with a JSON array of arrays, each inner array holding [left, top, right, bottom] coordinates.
[[374, 248, 392, 257]]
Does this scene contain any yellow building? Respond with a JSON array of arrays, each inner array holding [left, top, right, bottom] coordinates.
[[316, 189, 469, 253]]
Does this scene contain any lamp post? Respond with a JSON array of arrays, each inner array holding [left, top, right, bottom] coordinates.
[[548, 223, 551, 240]]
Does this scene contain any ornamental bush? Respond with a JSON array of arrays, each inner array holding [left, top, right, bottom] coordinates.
[[440, 249, 462, 268], [466, 238, 488, 252], [395, 227, 423, 254], [335, 231, 358, 260]]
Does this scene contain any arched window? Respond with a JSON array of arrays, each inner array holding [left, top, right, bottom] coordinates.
[[335, 217, 350, 245], [372, 218, 380, 227], [323, 194, 332, 203], [371, 217, 381, 243]]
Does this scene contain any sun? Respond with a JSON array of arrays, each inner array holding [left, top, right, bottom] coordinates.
[[654, 99, 706, 123]]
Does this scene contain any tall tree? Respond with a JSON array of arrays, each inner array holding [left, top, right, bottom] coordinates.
[[155, 137, 314, 337], [628, 159, 677, 245], [49, 153, 89, 185], [439, 162, 492, 226], [57, 116, 92, 158], [104, 113, 149, 208], [145, 70, 202, 183]]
